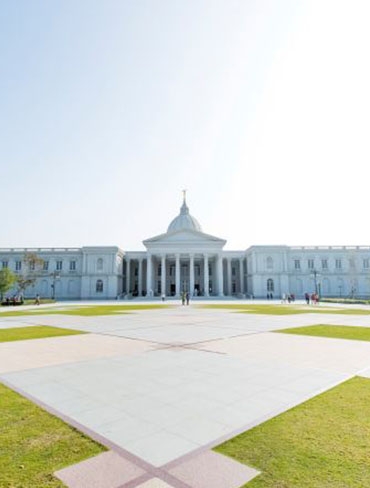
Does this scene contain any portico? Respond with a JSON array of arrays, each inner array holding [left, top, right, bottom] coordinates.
[[146, 252, 223, 297], [122, 196, 249, 297]]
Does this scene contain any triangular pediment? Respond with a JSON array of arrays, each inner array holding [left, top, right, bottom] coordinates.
[[143, 228, 226, 248]]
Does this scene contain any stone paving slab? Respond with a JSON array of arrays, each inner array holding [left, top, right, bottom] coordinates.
[[54, 451, 145, 488], [168, 450, 260, 488], [0, 334, 154, 373], [2, 307, 369, 344], [0, 320, 40, 329], [1, 346, 348, 466], [201, 331, 370, 374]]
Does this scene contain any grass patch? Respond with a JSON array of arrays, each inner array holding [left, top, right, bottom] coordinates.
[[0, 383, 105, 487], [277, 324, 370, 342], [0, 326, 84, 342], [216, 376, 370, 487], [0, 303, 171, 317], [201, 303, 370, 315]]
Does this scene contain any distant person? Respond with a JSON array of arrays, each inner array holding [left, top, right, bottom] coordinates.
[[186, 292, 190, 305], [181, 291, 186, 305], [304, 292, 310, 305], [35, 294, 40, 305], [161, 294, 165, 302]]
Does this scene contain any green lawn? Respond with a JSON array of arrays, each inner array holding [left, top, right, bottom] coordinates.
[[0, 326, 84, 342], [216, 377, 370, 487], [0, 383, 105, 487], [277, 324, 370, 342], [0, 303, 171, 317], [201, 303, 370, 315]]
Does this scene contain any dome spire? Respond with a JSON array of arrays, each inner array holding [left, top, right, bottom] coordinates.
[[167, 191, 202, 233], [181, 189, 189, 215]]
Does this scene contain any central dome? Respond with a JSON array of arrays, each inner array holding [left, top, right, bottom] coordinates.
[[167, 197, 202, 233]]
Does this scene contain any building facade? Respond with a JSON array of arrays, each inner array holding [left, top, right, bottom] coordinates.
[[1, 197, 370, 300]]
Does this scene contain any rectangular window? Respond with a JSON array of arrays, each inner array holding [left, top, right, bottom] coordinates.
[[56, 260, 63, 271], [158, 264, 161, 275], [232, 267, 236, 276], [69, 261, 76, 271], [335, 259, 342, 269], [43, 261, 49, 271], [363, 259, 369, 269], [15, 260, 22, 271], [321, 259, 328, 269], [308, 259, 314, 269], [208, 265, 212, 276], [2, 261, 8, 269], [29, 261, 35, 271], [294, 259, 301, 270]]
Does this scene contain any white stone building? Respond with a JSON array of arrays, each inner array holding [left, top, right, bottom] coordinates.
[[1, 196, 370, 300]]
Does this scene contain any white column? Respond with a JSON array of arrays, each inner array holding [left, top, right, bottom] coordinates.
[[217, 254, 224, 296], [161, 255, 166, 296], [126, 258, 131, 294], [190, 254, 195, 296], [138, 259, 143, 296], [204, 254, 209, 296], [239, 258, 244, 294], [146, 254, 152, 296], [227, 258, 232, 296], [175, 254, 180, 296]]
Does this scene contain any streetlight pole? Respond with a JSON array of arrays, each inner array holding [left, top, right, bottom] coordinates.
[[311, 269, 320, 295], [50, 271, 60, 300]]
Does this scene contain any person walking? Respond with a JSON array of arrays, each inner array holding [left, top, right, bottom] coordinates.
[[181, 291, 185, 305], [186, 291, 190, 305]]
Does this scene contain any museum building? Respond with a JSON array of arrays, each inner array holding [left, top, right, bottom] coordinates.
[[1, 196, 370, 300]]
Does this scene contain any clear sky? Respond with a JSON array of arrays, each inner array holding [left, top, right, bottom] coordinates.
[[1, 0, 370, 251]]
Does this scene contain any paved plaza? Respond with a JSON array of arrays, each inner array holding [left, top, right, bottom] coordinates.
[[2, 302, 370, 487]]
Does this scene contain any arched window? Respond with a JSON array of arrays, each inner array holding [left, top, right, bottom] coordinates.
[[96, 279, 103, 293], [267, 278, 274, 292], [266, 257, 273, 270], [97, 258, 103, 271]]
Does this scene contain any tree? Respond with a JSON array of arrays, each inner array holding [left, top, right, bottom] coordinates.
[[16, 253, 44, 297], [0, 268, 17, 300]]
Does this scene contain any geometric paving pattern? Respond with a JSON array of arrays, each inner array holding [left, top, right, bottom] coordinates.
[[3, 302, 370, 486]]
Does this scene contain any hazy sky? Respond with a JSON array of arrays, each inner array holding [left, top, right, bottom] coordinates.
[[1, 0, 370, 250]]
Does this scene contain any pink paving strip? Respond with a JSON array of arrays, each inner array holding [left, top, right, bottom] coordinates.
[[168, 450, 260, 488], [54, 451, 145, 488]]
